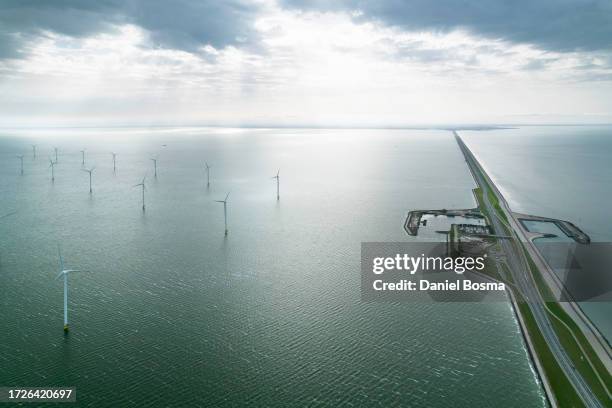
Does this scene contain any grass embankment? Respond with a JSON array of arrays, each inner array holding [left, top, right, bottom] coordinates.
[[473, 185, 509, 231], [472, 163, 509, 224], [473, 187, 592, 406], [514, 291, 586, 408], [520, 244, 612, 405], [475, 173, 611, 406]]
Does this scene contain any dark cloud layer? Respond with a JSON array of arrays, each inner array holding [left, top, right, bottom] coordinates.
[[1, 0, 611, 61], [0, 0, 258, 58], [283, 0, 612, 52]]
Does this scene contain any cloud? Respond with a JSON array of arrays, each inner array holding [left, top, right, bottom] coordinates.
[[281, 0, 612, 53], [0, 2, 611, 127], [0, 0, 261, 59]]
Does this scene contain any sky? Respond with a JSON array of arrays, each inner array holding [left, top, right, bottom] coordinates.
[[1, 0, 612, 127]]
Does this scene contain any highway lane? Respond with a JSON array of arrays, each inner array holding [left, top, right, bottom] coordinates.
[[454, 131, 602, 408]]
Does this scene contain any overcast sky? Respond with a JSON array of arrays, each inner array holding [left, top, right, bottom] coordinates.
[[1, 0, 611, 127]]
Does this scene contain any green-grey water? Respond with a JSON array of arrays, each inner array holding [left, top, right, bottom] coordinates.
[[1, 128, 545, 407]]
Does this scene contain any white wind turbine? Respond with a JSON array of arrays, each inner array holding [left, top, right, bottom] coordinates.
[[80, 149, 86, 166], [31, 144, 37, 159], [272, 169, 280, 200], [215, 192, 230, 235], [133, 176, 147, 211], [55, 245, 87, 333], [54, 147, 58, 163], [49, 158, 57, 181], [16, 154, 24, 175], [151, 157, 158, 178], [205, 162, 211, 187], [82, 167, 95, 193], [111, 152, 117, 172]]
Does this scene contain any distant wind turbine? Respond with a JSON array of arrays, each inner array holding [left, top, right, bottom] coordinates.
[[31, 144, 37, 159], [151, 157, 158, 178], [215, 192, 230, 235], [80, 149, 86, 165], [205, 162, 211, 187], [16, 155, 24, 175], [111, 152, 117, 172], [55, 245, 87, 333], [49, 158, 56, 181], [272, 169, 280, 200], [82, 167, 95, 193], [54, 147, 58, 163], [133, 176, 146, 211]]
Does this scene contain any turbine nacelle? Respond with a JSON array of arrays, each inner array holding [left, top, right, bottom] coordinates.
[[56, 269, 83, 279], [214, 192, 230, 204]]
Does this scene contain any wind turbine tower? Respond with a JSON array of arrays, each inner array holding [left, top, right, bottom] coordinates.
[[49, 159, 56, 181], [16, 155, 24, 175], [80, 149, 86, 166], [111, 152, 117, 172], [151, 157, 158, 178], [133, 176, 146, 211], [215, 193, 230, 235], [55, 246, 86, 333], [82, 167, 95, 193], [272, 169, 280, 200], [205, 162, 211, 187], [31, 144, 37, 159]]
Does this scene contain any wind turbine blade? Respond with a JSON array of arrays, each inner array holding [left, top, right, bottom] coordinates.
[[214, 200, 224, 203], [65, 269, 87, 274], [0, 210, 17, 219], [57, 245, 64, 272], [225, 192, 230, 201], [56, 271, 64, 280], [277, 169, 280, 177]]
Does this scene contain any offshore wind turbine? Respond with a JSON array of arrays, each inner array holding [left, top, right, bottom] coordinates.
[[111, 152, 117, 172], [215, 192, 230, 235], [80, 149, 86, 166], [133, 176, 146, 211], [31, 144, 37, 159], [82, 167, 95, 193], [55, 245, 86, 333], [272, 169, 280, 200], [54, 147, 58, 163], [49, 158, 56, 181], [151, 157, 158, 178], [205, 162, 211, 187], [16, 155, 24, 175]]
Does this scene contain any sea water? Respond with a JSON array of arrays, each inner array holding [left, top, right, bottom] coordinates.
[[0, 127, 545, 407]]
